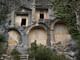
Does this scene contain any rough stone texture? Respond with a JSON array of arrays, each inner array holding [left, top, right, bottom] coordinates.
[[3, 0, 67, 52], [0, 0, 76, 60]]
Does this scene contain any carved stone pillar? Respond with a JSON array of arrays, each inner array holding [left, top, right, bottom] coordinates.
[[32, 0, 36, 22], [11, 11, 15, 27]]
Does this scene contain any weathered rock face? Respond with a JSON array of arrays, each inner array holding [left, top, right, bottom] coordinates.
[[52, 39, 78, 60], [0, 1, 78, 60]]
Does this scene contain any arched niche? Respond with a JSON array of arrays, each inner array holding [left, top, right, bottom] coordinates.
[[53, 22, 71, 45], [7, 30, 20, 51], [28, 26, 48, 46]]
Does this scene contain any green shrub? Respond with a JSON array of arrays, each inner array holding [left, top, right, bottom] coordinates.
[[28, 42, 67, 60]]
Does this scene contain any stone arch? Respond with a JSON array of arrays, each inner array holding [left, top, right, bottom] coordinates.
[[51, 19, 61, 30], [8, 28, 21, 35], [50, 20, 71, 46], [27, 24, 49, 46], [7, 28, 21, 52]]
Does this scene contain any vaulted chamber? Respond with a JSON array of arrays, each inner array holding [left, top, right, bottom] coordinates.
[[7, 30, 20, 52], [28, 26, 48, 46], [54, 22, 71, 44]]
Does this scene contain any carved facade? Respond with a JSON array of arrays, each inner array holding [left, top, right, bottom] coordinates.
[[1, 0, 71, 54]]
